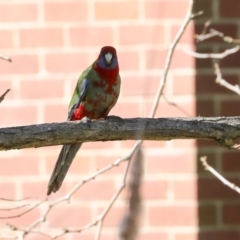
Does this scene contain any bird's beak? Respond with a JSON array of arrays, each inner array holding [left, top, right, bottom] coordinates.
[[104, 52, 112, 64]]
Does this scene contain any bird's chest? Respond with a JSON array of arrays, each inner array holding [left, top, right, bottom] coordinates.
[[82, 79, 119, 118]]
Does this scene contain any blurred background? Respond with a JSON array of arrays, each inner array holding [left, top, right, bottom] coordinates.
[[0, 0, 240, 239]]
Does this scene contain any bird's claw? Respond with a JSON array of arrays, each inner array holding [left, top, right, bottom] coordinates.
[[81, 116, 91, 123]]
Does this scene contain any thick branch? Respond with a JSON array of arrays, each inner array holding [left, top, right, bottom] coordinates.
[[1, 117, 240, 150]]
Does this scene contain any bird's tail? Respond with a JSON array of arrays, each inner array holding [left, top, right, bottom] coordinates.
[[47, 143, 82, 195]]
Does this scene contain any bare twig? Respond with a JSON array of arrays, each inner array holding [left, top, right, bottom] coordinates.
[[194, 20, 219, 42], [210, 28, 240, 44], [184, 45, 240, 59], [214, 63, 240, 96], [200, 156, 240, 194], [0, 199, 46, 219], [163, 95, 193, 117], [0, 197, 31, 202], [0, 204, 30, 211], [150, 1, 197, 117], [0, 55, 11, 62], [0, 89, 10, 104]]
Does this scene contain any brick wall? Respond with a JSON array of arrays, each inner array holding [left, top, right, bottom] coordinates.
[[0, 0, 238, 240], [195, 1, 240, 240]]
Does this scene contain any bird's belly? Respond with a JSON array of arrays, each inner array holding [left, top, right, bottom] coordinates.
[[83, 91, 118, 119]]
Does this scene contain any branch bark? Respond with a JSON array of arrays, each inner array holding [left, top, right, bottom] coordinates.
[[1, 117, 240, 150]]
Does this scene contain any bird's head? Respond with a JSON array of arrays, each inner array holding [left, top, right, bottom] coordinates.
[[96, 46, 118, 69]]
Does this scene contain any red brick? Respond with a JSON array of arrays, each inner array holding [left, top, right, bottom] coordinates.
[[44, 103, 67, 122], [194, 0, 212, 18], [20, 79, 64, 99], [118, 50, 139, 70], [94, 1, 138, 20], [70, 27, 113, 47], [220, 0, 240, 18], [174, 180, 197, 199], [138, 233, 169, 240], [97, 206, 126, 227], [0, 156, 39, 176], [110, 101, 140, 118], [0, 105, 38, 126], [0, 30, 14, 48], [23, 182, 49, 198], [94, 156, 126, 175], [147, 154, 196, 173], [198, 178, 240, 199], [0, 55, 38, 74], [172, 139, 196, 148], [223, 203, 240, 224], [149, 205, 197, 226], [121, 75, 171, 96], [171, 50, 195, 69], [119, 25, 165, 45], [195, 23, 238, 43], [46, 153, 91, 175], [220, 100, 240, 116], [142, 180, 168, 199], [48, 204, 92, 227], [196, 100, 215, 117], [0, 4, 37, 22], [196, 75, 239, 94], [20, 28, 64, 48], [0, 182, 15, 199], [145, 49, 167, 69], [222, 150, 240, 172], [44, 2, 88, 21], [199, 231, 240, 240], [0, 80, 13, 99], [173, 75, 195, 95], [145, 49, 195, 69], [220, 49, 240, 68], [175, 233, 197, 240], [45, 53, 89, 73], [0, 203, 40, 226], [72, 180, 116, 200], [145, 0, 188, 19], [199, 204, 217, 226], [145, 99, 195, 118], [171, 22, 194, 44], [83, 141, 115, 149]]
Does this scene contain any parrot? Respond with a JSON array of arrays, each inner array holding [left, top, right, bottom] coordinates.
[[47, 46, 121, 195]]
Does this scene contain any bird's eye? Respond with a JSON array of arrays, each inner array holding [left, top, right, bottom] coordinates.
[[104, 53, 112, 64]]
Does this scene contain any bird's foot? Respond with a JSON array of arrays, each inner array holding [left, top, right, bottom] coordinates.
[[81, 116, 91, 123]]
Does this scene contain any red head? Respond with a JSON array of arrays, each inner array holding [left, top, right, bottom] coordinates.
[[95, 46, 119, 80]]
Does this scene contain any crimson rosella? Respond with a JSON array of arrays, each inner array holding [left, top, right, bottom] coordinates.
[[47, 46, 121, 195]]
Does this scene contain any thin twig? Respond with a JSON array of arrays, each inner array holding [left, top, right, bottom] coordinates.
[[150, 1, 197, 117], [0, 204, 30, 211], [210, 28, 240, 44], [163, 95, 193, 117], [0, 197, 31, 202], [200, 156, 240, 194], [0, 199, 46, 219], [0, 89, 10, 104], [0, 55, 11, 62], [214, 63, 240, 96], [184, 45, 240, 59]]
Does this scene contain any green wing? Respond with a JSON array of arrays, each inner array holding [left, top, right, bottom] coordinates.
[[67, 65, 92, 120]]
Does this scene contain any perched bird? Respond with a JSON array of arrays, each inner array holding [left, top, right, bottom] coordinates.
[[47, 46, 121, 195]]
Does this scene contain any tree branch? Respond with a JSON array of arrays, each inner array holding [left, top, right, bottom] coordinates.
[[1, 117, 240, 150]]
